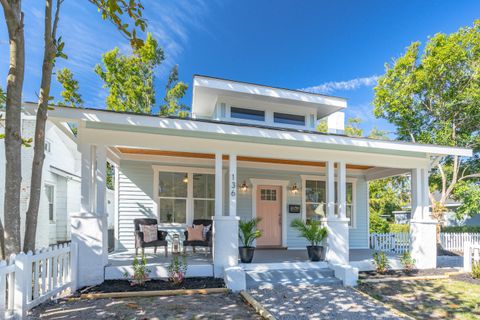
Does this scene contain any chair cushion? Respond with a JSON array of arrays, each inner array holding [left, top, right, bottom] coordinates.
[[202, 224, 211, 240], [187, 225, 204, 241], [142, 224, 158, 243]]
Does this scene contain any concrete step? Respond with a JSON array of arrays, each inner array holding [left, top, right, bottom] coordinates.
[[246, 268, 342, 289]]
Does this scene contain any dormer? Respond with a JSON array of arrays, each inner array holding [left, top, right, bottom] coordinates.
[[192, 75, 347, 132]]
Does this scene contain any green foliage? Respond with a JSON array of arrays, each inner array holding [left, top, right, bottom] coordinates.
[[159, 65, 189, 117], [451, 180, 480, 219], [89, 0, 147, 49], [290, 218, 328, 246], [168, 254, 188, 285], [441, 225, 480, 233], [373, 20, 480, 220], [316, 119, 328, 133], [344, 117, 363, 137], [56, 68, 83, 107], [0, 86, 5, 106], [372, 251, 390, 274], [472, 261, 480, 279], [369, 176, 410, 220], [389, 223, 409, 233], [124, 254, 151, 286], [106, 162, 114, 190], [400, 251, 416, 271], [369, 211, 390, 234], [95, 33, 164, 114], [239, 218, 262, 247]]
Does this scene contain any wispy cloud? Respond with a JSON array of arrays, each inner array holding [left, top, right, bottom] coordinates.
[[301, 75, 379, 94]]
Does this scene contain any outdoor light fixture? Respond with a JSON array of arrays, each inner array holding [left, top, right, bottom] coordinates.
[[240, 180, 248, 192], [182, 174, 188, 183], [291, 183, 299, 194]]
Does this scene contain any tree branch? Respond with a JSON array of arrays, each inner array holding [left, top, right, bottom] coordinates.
[[459, 173, 480, 181], [51, 0, 62, 40]]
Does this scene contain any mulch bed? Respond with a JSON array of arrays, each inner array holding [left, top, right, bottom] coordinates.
[[359, 268, 458, 280], [80, 277, 225, 294], [449, 272, 480, 285]]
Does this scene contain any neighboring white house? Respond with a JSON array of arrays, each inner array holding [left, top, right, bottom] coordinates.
[[0, 113, 81, 249], [23, 75, 473, 289]]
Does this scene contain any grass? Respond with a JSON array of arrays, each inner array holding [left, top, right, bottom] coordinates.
[[358, 278, 480, 319]]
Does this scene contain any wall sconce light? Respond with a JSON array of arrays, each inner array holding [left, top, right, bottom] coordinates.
[[182, 174, 188, 183], [240, 180, 248, 192], [291, 183, 300, 194]]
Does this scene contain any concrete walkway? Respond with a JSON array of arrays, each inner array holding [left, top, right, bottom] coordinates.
[[249, 284, 404, 320]]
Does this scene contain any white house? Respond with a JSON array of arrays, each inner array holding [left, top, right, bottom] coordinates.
[[23, 75, 472, 290], [0, 113, 81, 249]]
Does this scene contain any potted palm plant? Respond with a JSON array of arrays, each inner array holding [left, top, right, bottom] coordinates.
[[291, 218, 328, 261], [238, 218, 262, 263]]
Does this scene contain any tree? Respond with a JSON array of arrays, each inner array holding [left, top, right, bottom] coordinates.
[[369, 176, 410, 220], [159, 65, 189, 117], [56, 68, 83, 107], [373, 20, 480, 230], [2, 0, 147, 256], [95, 33, 164, 114], [1, 0, 26, 257]]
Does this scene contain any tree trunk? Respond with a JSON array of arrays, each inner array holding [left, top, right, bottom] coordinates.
[[1, 0, 25, 257], [23, 0, 58, 253]]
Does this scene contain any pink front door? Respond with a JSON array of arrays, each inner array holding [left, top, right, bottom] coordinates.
[[256, 185, 282, 247]]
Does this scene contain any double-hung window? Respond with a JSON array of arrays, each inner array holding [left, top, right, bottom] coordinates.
[[303, 177, 355, 227], [158, 172, 188, 223], [193, 173, 215, 220], [156, 167, 215, 224], [45, 184, 55, 222]]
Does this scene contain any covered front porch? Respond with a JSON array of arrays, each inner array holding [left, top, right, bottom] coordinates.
[[32, 106, 463, 289]]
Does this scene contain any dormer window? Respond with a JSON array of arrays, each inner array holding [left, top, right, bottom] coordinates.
[[230, 107, 265, 122], [274, 112, 305, 126]]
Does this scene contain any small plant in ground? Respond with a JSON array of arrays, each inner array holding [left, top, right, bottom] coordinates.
[[168, 254, 188, 285], [472, 261, 480, 279], [400, 251, 416, 272], [124, 254, 151, 286], [372, 251, 390, 274]]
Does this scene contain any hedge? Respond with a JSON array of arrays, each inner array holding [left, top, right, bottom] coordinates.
[[441, 225, 480, 233]]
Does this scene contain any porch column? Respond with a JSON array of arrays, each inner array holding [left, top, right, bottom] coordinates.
[[410, 168, 437, 269], [71, 139, 108, 287], [213, 153, 239, 277], [323, 161, 349, 265]]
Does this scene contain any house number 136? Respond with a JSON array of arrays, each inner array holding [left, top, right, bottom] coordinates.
[[231, 174, 236, 197]]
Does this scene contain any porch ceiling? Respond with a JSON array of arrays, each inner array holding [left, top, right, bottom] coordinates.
[[115, 147, 374, 170]]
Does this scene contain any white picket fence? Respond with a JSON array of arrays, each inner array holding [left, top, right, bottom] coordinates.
[[440, 233, 480, 252], [0, 242, 77, 319], [464, 243, 480, 273], [369, 232, 410, 254]]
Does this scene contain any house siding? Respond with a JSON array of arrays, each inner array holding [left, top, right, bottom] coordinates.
[[116, 159, 369, 250]]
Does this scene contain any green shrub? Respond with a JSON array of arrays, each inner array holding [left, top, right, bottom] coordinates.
[[369, 211, 390, 234], [372, 251, 390, 274], [400, 251, 416, 271], [390, 224, 409, 233], [168, 255, 188, 285], [472, 262, 480, 279], [441, 225, 480, 233], [124, 254, 151, 286]]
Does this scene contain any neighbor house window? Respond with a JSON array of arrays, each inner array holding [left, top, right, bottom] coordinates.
[[45, 184, 55, 222], [158, 172, 187, 223], [230, 107, 265, 122], [304, 178, 355, 227], [193, 173, 215, 220], [274, 112, 305, 126], [44, 140, 51, 153]]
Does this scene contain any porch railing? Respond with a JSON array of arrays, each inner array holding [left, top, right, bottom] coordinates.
[[0, 242, 77, 319], [369, 232, 409, 254]]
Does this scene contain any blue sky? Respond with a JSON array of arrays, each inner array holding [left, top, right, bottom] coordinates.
[[1, 0, 480, 135]]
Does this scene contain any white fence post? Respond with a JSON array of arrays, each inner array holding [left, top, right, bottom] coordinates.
[[14, 253, 27, 319], [70, 241, 78, 292], [464, 242, 472, 272]]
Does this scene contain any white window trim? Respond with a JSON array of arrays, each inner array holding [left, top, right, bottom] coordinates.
[[44, 182, 56, 223], [152, 165, 216, 227], [249, 178, 289, 248], [300, 175, 357, 229]]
